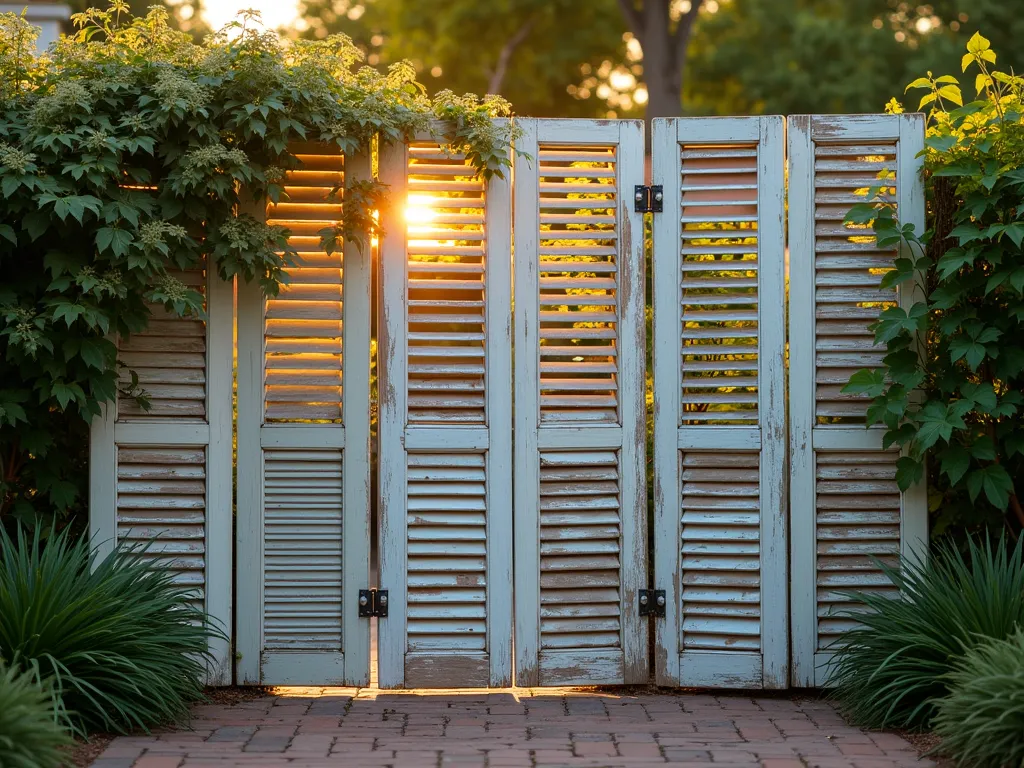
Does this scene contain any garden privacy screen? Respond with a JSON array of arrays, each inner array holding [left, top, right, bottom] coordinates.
[[90, 114, 926, 689]]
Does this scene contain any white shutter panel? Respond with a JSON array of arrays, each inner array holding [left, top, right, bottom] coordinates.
[[651, 117, 787, 688], [513, 119, 647, 686], [235, 145, 372, 685], [90, 267, 233, 684], [378, 130, 513, 688], [788, 114, 928, 687]]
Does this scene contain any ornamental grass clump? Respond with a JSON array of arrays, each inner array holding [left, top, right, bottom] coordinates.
[[0, 661, 70, 768], [933, 629, 1024, 767], [827, 535, 1024, 730], [0, 526, 223, 735]]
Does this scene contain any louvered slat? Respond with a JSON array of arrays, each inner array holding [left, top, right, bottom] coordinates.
[[264, 149, 344, 422], [680, 145, 759, 424], [116, 446, 206, 596], [406, 144, 487, 423], [537, 144, 619, 423], [813, 142, 897, 423], [406, 453, 488, 651], [680, 452, 761, 651], [815, 452, 900, 647], [263, 449, 343, 650], [118, 271, 206, 419], [540, 451, 622, 650]]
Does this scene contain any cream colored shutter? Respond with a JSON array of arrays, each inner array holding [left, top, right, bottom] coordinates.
[[651, 117, 787, 689], [787, 114, 927, 687], [90, 267, 233, 684], [378, 130, 513, 688], [235, 145, 372, 685], [513, 119, 647, 686]]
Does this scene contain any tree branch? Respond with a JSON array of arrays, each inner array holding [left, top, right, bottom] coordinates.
[[487, 17, 536, 95], [671, 0, 705, 51], [616, 0, 643, 40]]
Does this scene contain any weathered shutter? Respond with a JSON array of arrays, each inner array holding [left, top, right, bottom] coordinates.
[[787, 114, 927, 687], [513, 119, 647, 686], [378, 130, 513, 688], [235, 145, 372, 685], [651, 117, 787, 688], [90, 268, 233, 684]]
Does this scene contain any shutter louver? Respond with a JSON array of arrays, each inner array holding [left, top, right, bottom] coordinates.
[[116, 446, 206, 597], [406, 144, 487, 424], [537, 146, 619, 424], [407, 453, 488, 656], [118, 271, 206, 419], [680, 144, 759, 424], [540, 451, 621, 652], [813, 142, 898, 423], [814, 451, 900, 648], [680, 452, 760, 652], [263, 449, 343, 650], [788, 114, 927, 687], [264, 146, 344, 422]]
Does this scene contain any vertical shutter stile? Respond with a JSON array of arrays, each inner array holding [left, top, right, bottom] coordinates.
[[652, 117, 787, 688], [788, 114, 927, 687], [379, 126, 512, 688], [236, 145, 371, 685], [513, 119, 647, 686]]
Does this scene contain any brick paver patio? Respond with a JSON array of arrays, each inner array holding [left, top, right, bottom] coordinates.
[[88, 688, 931, 768]]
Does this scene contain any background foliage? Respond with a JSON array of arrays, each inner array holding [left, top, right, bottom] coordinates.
[[845, 34, 1024, 537], [0, 3, 513, 529], [294, 0, 1024, 120]]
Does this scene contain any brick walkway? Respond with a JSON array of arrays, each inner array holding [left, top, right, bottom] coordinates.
[[89, 688, 931, 768]]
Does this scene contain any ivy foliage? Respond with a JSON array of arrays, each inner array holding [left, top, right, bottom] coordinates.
[[0, 3, 515, 525], [845, 33, 1024, 536]]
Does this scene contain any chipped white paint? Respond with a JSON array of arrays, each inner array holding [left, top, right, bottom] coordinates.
[[787, 114, 927, 687], [652, 116, 787, 689], [235, 146, 372, 686], [513, 118, 648, 687], [89, 267, 233, 684], [378, 128, 513, 688]]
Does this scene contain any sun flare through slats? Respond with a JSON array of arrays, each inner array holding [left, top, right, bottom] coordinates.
[[405, 143, 487, 424]]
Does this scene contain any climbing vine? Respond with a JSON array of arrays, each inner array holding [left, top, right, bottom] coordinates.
[[0, 3, 515, 525]]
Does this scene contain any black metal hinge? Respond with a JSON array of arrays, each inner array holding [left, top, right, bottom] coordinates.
[[633, 184, 663, 213], [358, 588, 389, 618], [639, 589, 666, 618]]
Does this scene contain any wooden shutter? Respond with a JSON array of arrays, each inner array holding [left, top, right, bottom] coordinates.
[[651, 117, 787, 688], [787, 114, 928, 687], [90, 268, 233, 684], [378, 130, 513, 688], [513, 119, 647, 686], [235, 146, 372, 685]]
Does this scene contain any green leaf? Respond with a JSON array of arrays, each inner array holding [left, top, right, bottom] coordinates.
[[940, 444, 971, 485], [965, 464, 1013, 509], [0, 224, 16, 245], [843, 369, 886, 397], [895, 456, 924, 491]]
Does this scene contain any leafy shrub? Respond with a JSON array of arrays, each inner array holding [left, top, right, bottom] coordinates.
[[828, 534, 1024, 730], [0, 525, 223, 735], [934, 629, 1024, 767], [0, 661, 69, 768], [0, 4, 513, 526], [844, 33, 1024, 537]]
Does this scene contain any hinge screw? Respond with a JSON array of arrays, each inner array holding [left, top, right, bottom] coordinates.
[[359, 594, 368, 607], [654, 190, 664, 203], [639, 593, 648, 605], [378, 593, 388, 606], [634, 190, 644, 202], [656, 594, 666, 607]]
